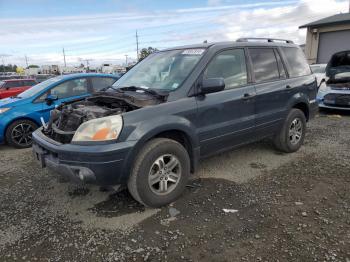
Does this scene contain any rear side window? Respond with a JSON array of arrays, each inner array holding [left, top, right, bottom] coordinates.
[[23, 80, 36, 86], [249, 48, 280, 83], [91, 77, 117, 91], [4, 81, 20, 88], [281, 47, 311, 77], [204, 49, 247, 89]]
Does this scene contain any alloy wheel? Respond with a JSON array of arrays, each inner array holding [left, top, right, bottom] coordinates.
[[148, 154, 182, 195], [11, 123, 34, 147], [289, 118, 303, 145]]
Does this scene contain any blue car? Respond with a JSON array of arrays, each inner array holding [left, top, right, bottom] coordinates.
[[317, 50, 350, 110], [0, 73, 119, 148]]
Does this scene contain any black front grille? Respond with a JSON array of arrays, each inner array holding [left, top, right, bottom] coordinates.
[[324, 93, 350, 107]]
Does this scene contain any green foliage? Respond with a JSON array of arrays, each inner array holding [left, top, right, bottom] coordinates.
[[0, 64, 18, 72], [28, 65, 39, 68], [139, 47, 158, 61]]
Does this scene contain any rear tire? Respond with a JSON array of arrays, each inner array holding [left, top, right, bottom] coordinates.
[[5, 119, 38, 149], [127, 138, 190, 207], [273, 109, 306, 153]]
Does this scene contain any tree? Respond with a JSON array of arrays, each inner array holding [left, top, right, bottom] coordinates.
[[0, 64, 18, 72], [139, 47, 158, 61], [28, 65, 39, 68]]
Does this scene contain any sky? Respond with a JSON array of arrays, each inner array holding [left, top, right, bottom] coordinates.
[[0, 0, 349, 67]]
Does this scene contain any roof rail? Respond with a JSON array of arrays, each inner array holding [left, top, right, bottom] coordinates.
[[236, 37, 294, 44]]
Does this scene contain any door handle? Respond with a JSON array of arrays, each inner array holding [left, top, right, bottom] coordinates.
[[242, 93, 255, 100], [286, 85, 292, 89]]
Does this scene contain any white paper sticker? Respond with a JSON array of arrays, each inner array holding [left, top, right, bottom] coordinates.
[[182, 49, 205, 55]]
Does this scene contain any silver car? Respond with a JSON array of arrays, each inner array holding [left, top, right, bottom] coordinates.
[[317, 51, 350, 110]]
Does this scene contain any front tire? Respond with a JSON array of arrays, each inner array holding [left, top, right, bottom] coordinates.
[[5, 119, 38, 149], [273, 109, 306, 153], [127, 138, 190, 207]]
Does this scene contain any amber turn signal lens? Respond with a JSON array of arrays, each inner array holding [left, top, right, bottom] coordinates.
[[92, 128, 110, 140]]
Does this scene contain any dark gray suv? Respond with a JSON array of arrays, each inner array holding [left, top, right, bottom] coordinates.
[[32, 38, 318, 207]]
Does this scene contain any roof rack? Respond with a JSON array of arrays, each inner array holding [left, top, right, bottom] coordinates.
[[236, 37, 294, 44]]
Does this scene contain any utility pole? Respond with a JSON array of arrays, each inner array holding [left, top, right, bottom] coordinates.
[[136, 30, 139, 61], [1, 57, 4, 73], [125, 55, 128, 66], [62, 48, 67, 67], [85, 59, 91, 72], [25, 55, 29, 68]]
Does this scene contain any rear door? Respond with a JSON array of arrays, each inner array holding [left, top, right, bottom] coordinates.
[[0, 81, 22, 98], [21, 80, 37, 92], [195, 48, 256, 156], [248, 47, 289, 137]]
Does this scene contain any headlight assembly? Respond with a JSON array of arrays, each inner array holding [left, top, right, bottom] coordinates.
[[0, 107, 11, 114], [72, 115, 123, 142]]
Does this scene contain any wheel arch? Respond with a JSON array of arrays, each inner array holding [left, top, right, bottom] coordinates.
[[291, 102, 309, 121], [4, 117, 40, 142]]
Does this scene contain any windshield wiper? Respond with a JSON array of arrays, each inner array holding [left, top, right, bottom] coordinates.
[[119, 86, 168, 98], [99, 85, 119, 92]]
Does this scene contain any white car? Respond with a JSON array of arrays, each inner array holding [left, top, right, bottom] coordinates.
[[310, 64, 327, 87]]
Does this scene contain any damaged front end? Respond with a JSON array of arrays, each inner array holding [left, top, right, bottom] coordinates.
[[43, 89, 167, 143]]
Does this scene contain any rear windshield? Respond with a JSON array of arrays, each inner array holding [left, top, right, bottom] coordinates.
[[281, 47, 311, 77], [310, 64, 326, 74]]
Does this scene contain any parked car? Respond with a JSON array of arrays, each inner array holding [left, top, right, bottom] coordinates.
[[310, 63, 327, 87], [0, 79, 37, 99], [317, 50, 350, 110], [0, 73, 119, 148], [32, 39, 318, 207], [34, 74, 56, 83]]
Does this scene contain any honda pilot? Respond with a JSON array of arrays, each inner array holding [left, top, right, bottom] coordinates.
[[32, 38, 318, 207]]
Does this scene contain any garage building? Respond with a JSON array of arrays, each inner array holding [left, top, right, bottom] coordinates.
[[300, 13, 350, 64]]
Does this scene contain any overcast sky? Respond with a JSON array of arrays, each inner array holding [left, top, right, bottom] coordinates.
[[0, 0, 348, 66]]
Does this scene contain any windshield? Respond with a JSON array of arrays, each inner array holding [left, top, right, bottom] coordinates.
[[0, 81, 4, 88], [18, 76, 64, 98], [310, 65, 326, 74], [113, 49, 205, 91]]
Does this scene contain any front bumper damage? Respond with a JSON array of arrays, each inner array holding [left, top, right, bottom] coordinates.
[[32, 128, 136, 185]]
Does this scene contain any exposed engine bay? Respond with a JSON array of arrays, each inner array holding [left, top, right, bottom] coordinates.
[[43, 89, 167, 143]]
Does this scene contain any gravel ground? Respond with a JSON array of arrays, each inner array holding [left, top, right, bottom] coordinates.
[[0, 110, 349, 261]]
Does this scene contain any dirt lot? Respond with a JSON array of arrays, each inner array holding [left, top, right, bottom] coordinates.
[[0, 111, 349, 262]]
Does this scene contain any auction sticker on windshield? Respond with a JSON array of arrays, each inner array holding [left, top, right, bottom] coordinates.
[[182, 49, 205, 55]]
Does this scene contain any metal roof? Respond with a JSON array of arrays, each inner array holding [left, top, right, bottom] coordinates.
[[299, 12, 350, 28]]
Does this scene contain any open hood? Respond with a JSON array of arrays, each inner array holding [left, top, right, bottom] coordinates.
[[43, 90, 167, 143], [326, 50, 350, 83]]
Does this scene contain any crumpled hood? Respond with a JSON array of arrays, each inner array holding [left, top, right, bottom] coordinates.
[[0, 97, 30, 108]]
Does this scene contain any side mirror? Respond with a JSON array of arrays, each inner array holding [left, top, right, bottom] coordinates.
[[199, 78, 225, 95], [45, 94, 58, 105]]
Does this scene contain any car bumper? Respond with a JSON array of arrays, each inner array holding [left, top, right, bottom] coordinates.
[[32, 128, 137, 186], [317, 88, 350, 110]]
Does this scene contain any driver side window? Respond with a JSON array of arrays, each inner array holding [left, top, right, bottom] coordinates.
[[38, 78, 88, 101], [204, 49, 247, 89], [50, 78, 88, 98]]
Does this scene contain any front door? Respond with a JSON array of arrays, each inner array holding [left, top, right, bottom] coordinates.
[[36, 77, 90, 122], [195, 48, 256, 157]]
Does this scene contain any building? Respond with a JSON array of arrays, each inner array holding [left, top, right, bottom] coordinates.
[[300, 12, 350, 64], [41, 65, 60, 75]]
